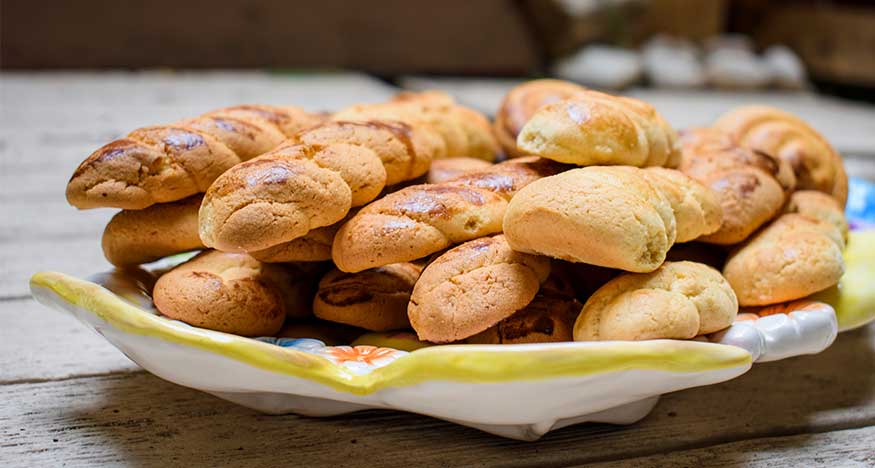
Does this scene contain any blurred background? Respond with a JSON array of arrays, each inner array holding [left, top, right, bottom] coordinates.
[[4, 0, 875, 95]]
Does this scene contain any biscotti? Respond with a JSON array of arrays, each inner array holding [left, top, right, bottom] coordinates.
[[332, 157, 569, 273], [494, 79, 588, 158], [152, 250, 320, 336], [574, 261, 738, 341], [466, 271, 581, 344], [712, 105, 848, 205], [102, 195, 204, 266], [678, 128, 795, 244], [516, 90, 679, 167], [723, 213, 846, 306], [67, 105, 324, 210], [427, 157, 493, 184], [504, 166, 721, 272], [313, 262, 422, 331], [408, 235, 551, 343]]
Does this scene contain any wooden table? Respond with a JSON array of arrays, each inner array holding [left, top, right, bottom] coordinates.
[[2, 72, 874, 467]]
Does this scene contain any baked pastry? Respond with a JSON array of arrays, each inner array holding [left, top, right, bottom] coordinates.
[[249, 223, 340, 263], [712, 105, 848, 205], [102, 195, 204, 266], [332, 91, 499, 161], [639, 167, 723, 242], [466, 271, 581, 344], [313, 262, 422, 331], [493, 79, 587, 157], [152, 251, 320, 336], [427, 157, 493, 184], [574, 261, 738, 341], [723, 212, 846, 306], [783, 190, 849, 243], [199, 118, 445, 252], [67, 105, 324, 210], [332, 157, 569, 273], [516, 90, 679, 167], [408, 235, 551, 343], [678, 127, 795, 244], [504, 166, 721, 272]]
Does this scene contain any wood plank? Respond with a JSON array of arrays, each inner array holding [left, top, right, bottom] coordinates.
[[0, 298, 138, 383], [1, 237, 111, 299], [587, 425, 875, 468], [2, 324, 873, 465]]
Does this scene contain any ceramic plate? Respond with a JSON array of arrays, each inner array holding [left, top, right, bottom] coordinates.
[[27, 179, 875, 440]]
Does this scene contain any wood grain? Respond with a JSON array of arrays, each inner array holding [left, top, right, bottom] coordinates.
[[588, 425, 875, 468], [2, 325, 873, 466]]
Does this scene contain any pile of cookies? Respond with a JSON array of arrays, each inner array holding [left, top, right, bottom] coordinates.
[[65, 79, 849, 347]]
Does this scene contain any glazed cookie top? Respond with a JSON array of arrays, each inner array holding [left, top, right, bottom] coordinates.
[[516, 90, 679, 167], [493, 79, 588, 157]]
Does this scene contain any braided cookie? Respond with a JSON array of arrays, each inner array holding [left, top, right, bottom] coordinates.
[[678, 128, 796, 244], [332, 91, 500, 161], [516, 90, 679, 167], [504, 166, 721, 273], [723, 212, 846, 306], [152, 251, 320, 336], [494, 79, 587, 157], [332, 157, 569, 273], [574, 261, 738, 341], [199, 118, 446, 253], [712, 105, 848, 205], [102, 195, 204, 266], [314, 262, 422, 331], [408, 235, 551, 343], [783, 190, 849, 243], [427, 157, 493, 184], [67, 105, 324, 210], [467, 270, 581, 344]]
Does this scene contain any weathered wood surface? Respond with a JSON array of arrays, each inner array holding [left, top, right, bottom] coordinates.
[[2, 325, 873, 467], [2, 72, 875, 466]]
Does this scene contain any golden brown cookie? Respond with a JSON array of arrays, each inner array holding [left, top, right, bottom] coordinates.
[[313, 262, 422, 331], [199, 114, 452, 254], [678, 127, 796, 245], [102, 195, 204, 266], [67, 105, 323, 210], [466, 272, 581, 344], [516, 90, 679, 167], [333, 91, 499, 161], [427, 157, 493, 184], [249, 223, 339, 263], [493, 79, 588, 158], [408, 235, 551, 343], [783, 190, 848, 243], [712, 105, 848, 205], [152, 251, 320, 336], [332, 157, 568, 273], [641, 167, 723, 242], [574, 261, 738, 341], [723, 213, 845, 306], [504, 166, 679, 272]]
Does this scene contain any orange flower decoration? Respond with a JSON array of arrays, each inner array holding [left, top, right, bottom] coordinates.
[[323, 345, 399, 365]]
